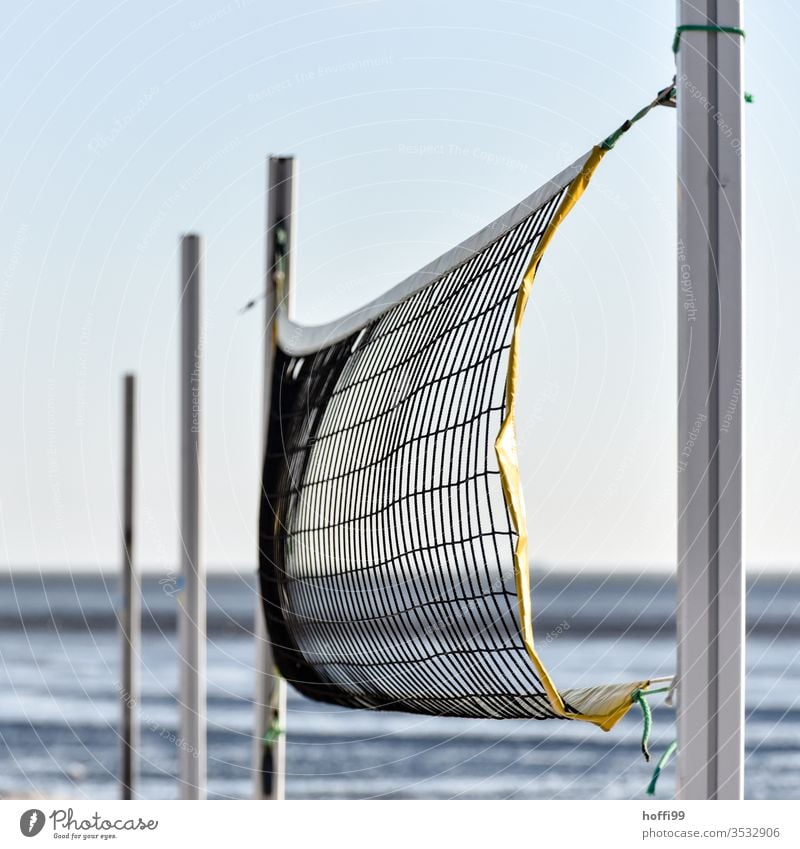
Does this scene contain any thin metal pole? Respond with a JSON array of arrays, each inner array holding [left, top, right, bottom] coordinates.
[[676, 0, 745, 799], [179, 234, 207, 799], [120, 373, 139, 800], [252, 156, 294, 800]]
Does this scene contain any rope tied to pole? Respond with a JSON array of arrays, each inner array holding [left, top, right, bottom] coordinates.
[[647, 740, 678, 795], [672, 24, 753, 102], [631, 686, 672, 762], [672, 24, 745, 54], [631, 689, 653, 762], [262, 717, 284, 747], [599, 82, 676, 151]]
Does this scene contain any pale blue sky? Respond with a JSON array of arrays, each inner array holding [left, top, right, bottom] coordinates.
[[1, 0, 797, 571]]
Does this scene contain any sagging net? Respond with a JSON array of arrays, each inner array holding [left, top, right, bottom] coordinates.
[[259, 148, 650, 726]]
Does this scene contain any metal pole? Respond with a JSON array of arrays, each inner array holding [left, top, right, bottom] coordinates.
[[179, 234, 207, 799], [252, 156, 294, 800], [120, 373, 139, 800], [676, 0, 745, 799]]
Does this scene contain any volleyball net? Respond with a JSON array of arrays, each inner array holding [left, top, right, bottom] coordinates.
[[258, 111, 671, 727]]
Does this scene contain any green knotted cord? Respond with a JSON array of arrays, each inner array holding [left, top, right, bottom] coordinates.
[[600, 83, 676, 151], [263, 717, 284, 747], [672, 24, 753, 102], [631, 686, 672, 762], [631, 689, 653, 761], [672, 24, 746, 54], [647, 740, 678, 796]]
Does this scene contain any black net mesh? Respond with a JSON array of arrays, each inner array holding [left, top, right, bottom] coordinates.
[[258, 184, 580, 720]]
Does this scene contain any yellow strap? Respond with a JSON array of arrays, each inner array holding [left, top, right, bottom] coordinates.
[[495, 145, 649, 730]]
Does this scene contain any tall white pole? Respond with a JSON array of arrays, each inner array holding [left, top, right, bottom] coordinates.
[[120, 373, 139, 800], [179, 234, 207, 799], [252, 157, 294, 800], [676, 0, 745, 799]]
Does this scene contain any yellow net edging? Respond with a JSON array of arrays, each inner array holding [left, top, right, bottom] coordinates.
[[495, 144, 651, 730]]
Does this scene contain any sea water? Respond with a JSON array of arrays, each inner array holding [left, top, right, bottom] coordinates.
[[0, 572, 797, 799]]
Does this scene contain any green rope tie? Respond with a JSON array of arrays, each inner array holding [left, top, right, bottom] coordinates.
[[672, 24, 746, 54], [672, 25, 753, 102], [630, 686, 672, 762], [631, 689, 653, 762], [262, 718, 284, 747], [647, 740, 678, 796], [600, 83, 675, 151]]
